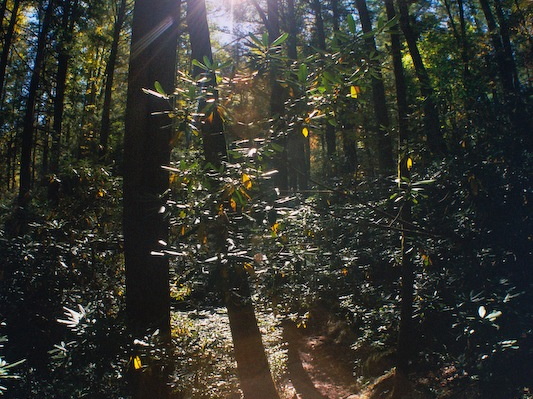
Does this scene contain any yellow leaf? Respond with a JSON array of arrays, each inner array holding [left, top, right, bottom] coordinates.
[[132, 356, 142, 370], [406, 157, 413, 170], [271, 222, 280, 235], [230, 198, 237, 211], [244, 262, 255, 276], [302, 127, 309, 137], [341, 268, 348, 275], [350, 85, 360, 98], [242, 173, 252, 190]]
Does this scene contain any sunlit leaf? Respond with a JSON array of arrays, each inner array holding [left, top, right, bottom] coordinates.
[[302, 127, 309, 137], [406, 157, 413, 170], [271, 32, 289, 47], [486, 310, 502, 322], [154, 81, 166, 96], [132, 356, 142, 370], [350, 85, 360, 98], [478, 306, 487, 318], [242, 173, 252, 190]]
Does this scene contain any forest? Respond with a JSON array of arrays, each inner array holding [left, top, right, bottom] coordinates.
[[0, 0, 531, 397]]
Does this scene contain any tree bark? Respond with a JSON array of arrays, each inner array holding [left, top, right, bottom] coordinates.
[[18, 0, 54, 206], [396, 0, 446, 155], [385, 1, 415, 395], [124, 0, 180, 336], [478, 0, 515, 93], [99, 0, 128, 161], [312, 0, 337, 167], [355, 0, 395, 174], [267, 0, 288, 192], [187, 0, 227, 167], [286, 0, 308, 191], [0, 0, 21, 100], [50, 0, 78, 174]]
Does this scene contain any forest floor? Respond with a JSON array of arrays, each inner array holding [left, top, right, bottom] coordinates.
[[279, 321, 363, 399]]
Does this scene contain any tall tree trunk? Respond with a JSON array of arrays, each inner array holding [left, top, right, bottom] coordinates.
[[385, 1, 415, 396], [493, 0, 520, 91], [286, 0, 308, 191], [385, 0, 409, 147], [355, 0, 395, 174], [267, 0, 288, 192], [187, 1, 280, 397], [124, 2, 180, 398], [0, 0, 8, 33], [478, 0, 515, 93], [124, 0, 180, 338], [396, 0, 446, 155], [50, 0, 78, 174], [99, 0, 127, 161], [187, 0, 227, 166], [312, 0, 336, 170], [18, 0, 54, 206], [0, 0, 20, 100]]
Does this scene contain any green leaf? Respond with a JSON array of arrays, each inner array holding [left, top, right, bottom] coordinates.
[[347, 14, 356, 34], [154, 81, 166, 96], [192, 59, 208, 71], [271, 32, 289, 47], [297, 63, 308, 83]]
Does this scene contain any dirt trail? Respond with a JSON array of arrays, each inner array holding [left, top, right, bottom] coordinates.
[[282, 321, 362, 399]]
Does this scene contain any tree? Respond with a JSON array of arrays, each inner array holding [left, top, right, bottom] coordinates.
[[18, 0, 55, 206], [385, 1, 415, 395], [49, 0, 80, 174], [99, 0, 128, 161], [311, 0, 337, 171], [0, 0, 21, 100], [396, 0, 446, 155], [354, 0, 395, 174], [123, 0, 180, 341]]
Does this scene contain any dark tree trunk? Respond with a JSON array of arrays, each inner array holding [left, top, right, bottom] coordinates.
[[18, 0, 54, 206], [492, 0, 520, 91], [0, 0, 8, 32], [286, 0, 308, 191], [355, 0, 395, 174], [187, 0, 227, 167], [385, 1, 415, 395], [267, 0, 288, 192], [286, 0, 297, 60], [478, 0, 515, 93], [396, 0, 446, 155], [99, 0, 127, 161], [0, 0, 20, 99], [50, 0, 78, 174], [124, 0, 180, 336], [187, 1, 280, 397], [312, 0, 336, 167], [385, 0, 409, 148]]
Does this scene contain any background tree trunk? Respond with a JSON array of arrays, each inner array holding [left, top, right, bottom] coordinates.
[[396, 0, 446, 155], [18, 0, 54, 206], [386, 1, 415, 395], [99, 0, 128, 161], [355, 0, 395, 174], [0, 0, 21, 100]]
